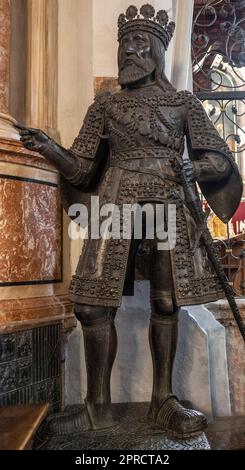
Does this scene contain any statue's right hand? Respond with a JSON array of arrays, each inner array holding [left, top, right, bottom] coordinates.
[[14, 123, 52, 154]]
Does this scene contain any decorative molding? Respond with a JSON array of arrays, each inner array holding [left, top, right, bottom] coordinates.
[[0, 293, 76, 410], [0, 173, 58, 187], [0, 137, 57, 172], [0, 323, 62, 410], [0, 113, 20, 141], [0, 294, 75, 334]]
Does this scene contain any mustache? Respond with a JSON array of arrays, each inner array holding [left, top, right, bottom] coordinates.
[[119, 55, 151, 72]]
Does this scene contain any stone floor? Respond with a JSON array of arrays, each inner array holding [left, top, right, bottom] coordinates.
[[34, 403, 245, 451]]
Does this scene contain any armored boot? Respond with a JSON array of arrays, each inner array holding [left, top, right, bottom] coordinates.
[[46, 305, 117, 435], [148, 293, 207, 438], [81, 307, 117, 430]]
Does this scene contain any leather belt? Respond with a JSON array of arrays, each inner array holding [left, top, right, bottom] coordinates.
[[109, 163, 182, 185], [110, 147, 179, 162]]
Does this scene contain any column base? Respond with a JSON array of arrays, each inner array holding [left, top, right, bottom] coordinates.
[[0, 113, 20, 140]]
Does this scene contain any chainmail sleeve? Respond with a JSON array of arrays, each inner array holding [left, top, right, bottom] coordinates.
[[67, 91, 110, 188]]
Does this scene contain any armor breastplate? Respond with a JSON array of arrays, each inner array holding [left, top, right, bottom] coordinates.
[[105, 91, 186, 155]]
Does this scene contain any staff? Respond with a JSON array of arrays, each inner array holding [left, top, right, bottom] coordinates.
[[181, 159, 245, 344]]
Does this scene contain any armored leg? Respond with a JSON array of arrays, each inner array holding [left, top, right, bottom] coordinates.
[[74, 304, 118, 430], [148, 291, 178, 420], [148, 248, 207, 438], [46, 304, 117, 435]]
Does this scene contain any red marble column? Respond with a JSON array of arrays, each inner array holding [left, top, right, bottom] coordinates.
[[0, 2, 75, 410], [0, 0, 11, 114], [0, 0, 20, 140]]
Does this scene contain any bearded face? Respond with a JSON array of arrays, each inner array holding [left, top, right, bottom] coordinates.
[[118, 31, 156, 86]]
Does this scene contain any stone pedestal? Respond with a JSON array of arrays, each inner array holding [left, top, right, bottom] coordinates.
[[206, 299, 245, 415], [0, 133, 76, 410], [39, 403, 210, 450], [106, 285, 231, 419], [173, 306, 231, 418]]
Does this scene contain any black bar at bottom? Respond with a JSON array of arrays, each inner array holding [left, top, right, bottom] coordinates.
[[0, 450, 244, 467]]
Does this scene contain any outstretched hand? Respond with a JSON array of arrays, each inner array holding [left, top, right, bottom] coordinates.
[[14, 123, 51, 154]]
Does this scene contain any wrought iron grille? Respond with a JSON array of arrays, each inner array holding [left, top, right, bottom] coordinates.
[[192, 0, 245, 295], [0, 324, 62, 411]]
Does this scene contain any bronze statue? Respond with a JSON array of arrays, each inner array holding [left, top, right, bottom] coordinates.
[[16, 4, 242, 439]]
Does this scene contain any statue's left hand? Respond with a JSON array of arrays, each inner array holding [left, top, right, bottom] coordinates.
[[14, 123, 52, 154], [188, 152, 232, 183], [182, 159, 196, 182]]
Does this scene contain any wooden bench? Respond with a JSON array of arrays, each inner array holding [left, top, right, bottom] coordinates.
[[0, 404, 49, 450]]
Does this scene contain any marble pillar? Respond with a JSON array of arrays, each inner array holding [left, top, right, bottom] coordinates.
[[0, 0, 19, 139], [0, 0, 75, 409], [0, 0, 10, 114]]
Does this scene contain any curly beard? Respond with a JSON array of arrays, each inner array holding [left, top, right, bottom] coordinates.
[[118, 56, 156, 86]]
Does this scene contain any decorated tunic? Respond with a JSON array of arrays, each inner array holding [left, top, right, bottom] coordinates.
[[60, 83, 242, 308]]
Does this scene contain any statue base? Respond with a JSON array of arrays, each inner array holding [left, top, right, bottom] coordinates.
[[38, 403, 210, 450]]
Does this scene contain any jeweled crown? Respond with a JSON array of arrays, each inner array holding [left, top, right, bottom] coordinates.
[[118, 4, 175, 50]]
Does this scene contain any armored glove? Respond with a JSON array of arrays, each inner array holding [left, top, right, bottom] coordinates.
[[183, 152, 231, 183], [15, 124, 53, 154], [14, 123, 83, 184]]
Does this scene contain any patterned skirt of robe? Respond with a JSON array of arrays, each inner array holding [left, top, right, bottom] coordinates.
[[68, 159, 224, 308]]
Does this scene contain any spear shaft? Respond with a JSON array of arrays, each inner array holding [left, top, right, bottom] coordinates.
[[180, 163, 245, 344]]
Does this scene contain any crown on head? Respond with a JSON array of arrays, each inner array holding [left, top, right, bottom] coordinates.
[[118, 4, 175, 50]]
